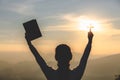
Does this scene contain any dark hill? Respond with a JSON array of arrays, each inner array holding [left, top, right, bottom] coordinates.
[[0, 54, 120, 80]]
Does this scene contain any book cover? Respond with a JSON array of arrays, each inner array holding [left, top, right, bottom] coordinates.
[[23, 19, 42, 40]]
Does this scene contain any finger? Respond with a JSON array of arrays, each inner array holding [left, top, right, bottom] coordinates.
[[89, 32, 93, 35]]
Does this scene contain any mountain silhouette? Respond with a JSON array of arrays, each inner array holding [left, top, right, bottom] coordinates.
[[0, 53, 120, 80], [83, 54, 120, 80]]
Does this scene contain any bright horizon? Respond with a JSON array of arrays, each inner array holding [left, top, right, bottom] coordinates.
[[0, 0, 120, 62]]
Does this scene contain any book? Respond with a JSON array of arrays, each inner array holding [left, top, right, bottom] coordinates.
[[23, 19, 42, 40]]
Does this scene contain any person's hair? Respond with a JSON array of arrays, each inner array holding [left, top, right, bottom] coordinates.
[[55, 44, 72, 63]]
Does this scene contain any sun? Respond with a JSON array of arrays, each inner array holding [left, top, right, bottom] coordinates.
[[78, 18, 101, 32]]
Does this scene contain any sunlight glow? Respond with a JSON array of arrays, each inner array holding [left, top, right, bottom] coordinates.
[[78, 18, 101, 32]]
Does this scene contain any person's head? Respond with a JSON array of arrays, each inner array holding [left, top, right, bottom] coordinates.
[[55, 44, 72, 64]]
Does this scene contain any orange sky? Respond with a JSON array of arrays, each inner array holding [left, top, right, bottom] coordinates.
[[0, 0, 120, 59]]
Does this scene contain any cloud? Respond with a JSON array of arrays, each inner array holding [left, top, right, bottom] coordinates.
[[111, 34, 120, 40], [100, 18, 120, 29], [8, 4, 34, 15], [112, 19, 120, 29], [1, 0, 120, 17], [0, 0, 44, 15]]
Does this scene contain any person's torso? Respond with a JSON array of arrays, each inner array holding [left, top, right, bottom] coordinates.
[[46, 69, 81, 80]]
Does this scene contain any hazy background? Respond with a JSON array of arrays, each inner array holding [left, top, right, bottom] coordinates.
[[0, 0, 120, 80]]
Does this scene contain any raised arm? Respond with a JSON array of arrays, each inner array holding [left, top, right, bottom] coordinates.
[[25, 34, 50, 73], [74, 31, 94, 78]]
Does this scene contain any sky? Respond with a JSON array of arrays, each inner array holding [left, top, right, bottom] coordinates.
[[0, 0, 120, 62]]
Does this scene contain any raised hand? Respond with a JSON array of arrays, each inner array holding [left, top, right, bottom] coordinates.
[[88, 31, 94, 42]]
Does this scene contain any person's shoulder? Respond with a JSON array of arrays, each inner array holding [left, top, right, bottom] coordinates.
[[71, 66, 81, 72], [47, 66, 56, 71]]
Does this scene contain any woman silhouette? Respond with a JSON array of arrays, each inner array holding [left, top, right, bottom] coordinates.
[[25, 31, 94, 80]]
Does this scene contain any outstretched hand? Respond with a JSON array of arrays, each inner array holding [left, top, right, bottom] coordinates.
[[88, 31, 94, 42]]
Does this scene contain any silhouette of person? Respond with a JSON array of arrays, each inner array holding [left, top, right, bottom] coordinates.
[[25, 31, 94, 80]]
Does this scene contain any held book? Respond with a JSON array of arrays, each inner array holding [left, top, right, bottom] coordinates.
[[23, 19, 42, 40]]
